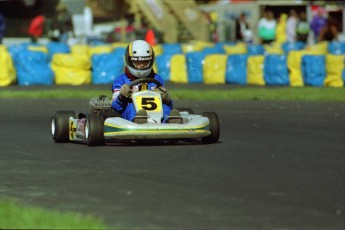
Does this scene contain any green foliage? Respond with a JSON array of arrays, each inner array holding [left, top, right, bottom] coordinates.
[[0, 200, 108, 229]]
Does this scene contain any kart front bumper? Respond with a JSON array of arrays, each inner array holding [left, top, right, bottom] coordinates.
[[103, 116, 210, 140]]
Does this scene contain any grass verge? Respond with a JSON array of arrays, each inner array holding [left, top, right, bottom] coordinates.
[[0, 200, 108, 229], [0, 87, 345, 101]]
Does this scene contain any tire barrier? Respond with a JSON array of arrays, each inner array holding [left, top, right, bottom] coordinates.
[[52, 53, 91, 85], [0, 41, 345, 87], [91, 48, 125, 84], [14, 49, 53, 86], [325, 54, 345, 87], [0, 46, 16, 86], [264, 54, 289, 86], [226, 54, 249, 85], [247, 55, 265, 86], [302, 55, 326, 87]]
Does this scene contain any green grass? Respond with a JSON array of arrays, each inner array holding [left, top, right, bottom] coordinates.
[[0, 200, 108, 229], [173, 87, 345, 101], [0, 87, 345, 101]]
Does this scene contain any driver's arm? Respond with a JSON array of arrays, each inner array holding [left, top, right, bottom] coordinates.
[[153, 76, 173, 107], [111, 77, 130, 112], [155, 86, 171, 105]]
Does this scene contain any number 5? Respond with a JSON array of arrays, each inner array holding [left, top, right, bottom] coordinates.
[[142, 98, 157, 110]]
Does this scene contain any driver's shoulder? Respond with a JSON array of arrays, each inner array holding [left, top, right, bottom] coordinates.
[[153, 74, 164, 83]]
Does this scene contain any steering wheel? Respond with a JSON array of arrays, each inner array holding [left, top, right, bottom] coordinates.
[[128, 78, 162, 89]]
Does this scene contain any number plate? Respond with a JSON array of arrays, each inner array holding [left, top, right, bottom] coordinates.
[[134, 96, 162, 112]]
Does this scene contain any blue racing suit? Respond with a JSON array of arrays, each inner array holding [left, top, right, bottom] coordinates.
[[111, 70, 173, 122]]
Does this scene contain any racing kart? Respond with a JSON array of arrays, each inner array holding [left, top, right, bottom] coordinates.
[[51, 78, 220, 146]]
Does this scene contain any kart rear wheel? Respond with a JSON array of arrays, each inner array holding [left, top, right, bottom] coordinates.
[[51, 111, 76, 143], [176, 108, 194, 114], [85, 114, 104, 146], [201, 112, 220, 144]]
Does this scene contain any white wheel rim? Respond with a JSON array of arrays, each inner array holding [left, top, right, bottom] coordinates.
[[85, 121, 89, 139], [51, 119, 55, 136]]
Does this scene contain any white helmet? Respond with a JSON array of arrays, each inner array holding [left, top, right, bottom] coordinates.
[[125, 40, 155, 78]]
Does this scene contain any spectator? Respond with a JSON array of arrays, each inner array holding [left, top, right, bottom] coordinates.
[[296, 12, 310, 43], [204, 11, 219, 42], [50, 2, 73, 43], [28, 14, 45, 43], [286, 9, 298, 42], [0, 12, 6, 44], [318, 16, 340, 42], [310, 7, 327, 43], [113, 23, 136, 43], [258, 11, 277, 44], [276, 13, 287, 44], [235, 12, 252, 43]]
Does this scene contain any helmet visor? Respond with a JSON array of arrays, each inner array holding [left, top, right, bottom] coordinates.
[[132, 60, 151, 69]]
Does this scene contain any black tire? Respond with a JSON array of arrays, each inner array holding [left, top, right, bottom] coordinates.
[[201, 112, 220, 144], [85, 114, 104, 146], [176, 108, 194, 114], [51, 111, 76, 143]]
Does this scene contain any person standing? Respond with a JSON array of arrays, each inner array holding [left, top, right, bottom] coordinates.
[[310, 7, 327, 43], [286, 9, 298, 42], [275, 13, 287, 44], [258, 11, 277, 44], [0, 12, 6, 44], [235, 12, 252, 43], [318, 16, 340, 42], [28, 14, 45, 43], [51, 2, 73, 43], [296, 12, 310, 43]]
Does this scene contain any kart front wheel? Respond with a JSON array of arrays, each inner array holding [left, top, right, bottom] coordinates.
[[85, 114, 104, 146], [51, 111, 76, 143], [201, 112, 220, 144]]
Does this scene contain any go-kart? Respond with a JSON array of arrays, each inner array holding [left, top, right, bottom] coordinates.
[[51, 78, 220, 146]]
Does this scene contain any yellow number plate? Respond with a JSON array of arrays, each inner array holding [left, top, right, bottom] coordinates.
[[134, 96, 162, 112]]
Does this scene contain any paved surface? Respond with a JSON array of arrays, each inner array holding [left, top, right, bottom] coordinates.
[[0, 95, 344, 229]]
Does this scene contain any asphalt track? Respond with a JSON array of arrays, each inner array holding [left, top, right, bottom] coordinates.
[[0, 86, 344, 229]]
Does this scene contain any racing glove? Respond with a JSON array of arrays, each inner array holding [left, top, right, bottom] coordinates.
[[118, 84, 131, 103], [155, 86, 171, 104]]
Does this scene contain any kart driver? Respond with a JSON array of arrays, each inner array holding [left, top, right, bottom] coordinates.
[[111, 40, 182, 124]]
